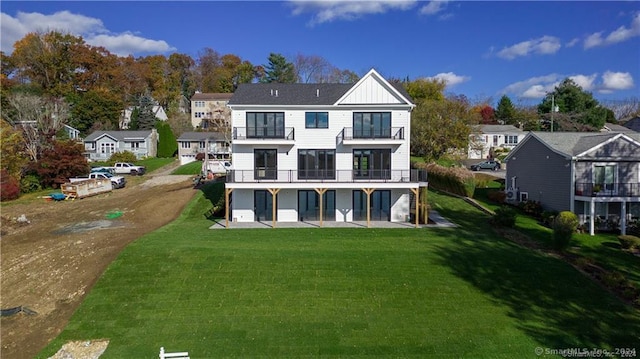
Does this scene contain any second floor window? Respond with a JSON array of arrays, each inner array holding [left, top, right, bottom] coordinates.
[[247, 112, 285, 138], [129, 142, 140, 150], [305, 112, 328, 128], [353, 112, 391, 138], [298, 149, 335, 179], [353, 149, 391, 179], [100, 143, 115, 154], [593, 164, 617, 192], [255, 149, 277, 179], [180, 142, 190, 149]]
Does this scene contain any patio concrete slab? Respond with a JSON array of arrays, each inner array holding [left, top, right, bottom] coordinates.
[[209, 211, 456, 229]]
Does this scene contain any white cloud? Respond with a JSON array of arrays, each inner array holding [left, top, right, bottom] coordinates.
[[0, 10, 175, 56], [419, 0, 449, 16], [584, 13, 640, 49], [502, 71, 635, 98], [601, 71, 634, 91], [501, 74, 561, 99], [89, 33, 175, 57], [497, 36, 561, 60], [426, 72, 470, 87], [565, 38, 580, 47], [289, 0, 416, 25]]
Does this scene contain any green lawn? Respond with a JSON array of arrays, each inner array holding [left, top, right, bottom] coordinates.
[[473, 186, 640, 289], [37, 184, 640, 358], [171, 160, 203, 175]]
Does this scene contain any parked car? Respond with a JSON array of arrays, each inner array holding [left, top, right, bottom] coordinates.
[[470, 160, 501, 171]]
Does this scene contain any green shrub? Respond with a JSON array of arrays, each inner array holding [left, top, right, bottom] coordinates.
[[108, 151, 137, 165], [618, 235, 640, 250], [490, 206, 517, 228], [519, 200, 544, 218], [552, 211, 579, 250], [422, 163, 475, 197], [20, 174, 42, 193], [156, 121, 178, 158], [487, 190, 506, 204]]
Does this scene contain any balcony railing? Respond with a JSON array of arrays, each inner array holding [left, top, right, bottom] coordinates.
[[338, 127, 404, 141], [575, 182, 640, 197], [192, 146, 231, 154], [233, 127, 295, 140], [227, 169, 427, 184]]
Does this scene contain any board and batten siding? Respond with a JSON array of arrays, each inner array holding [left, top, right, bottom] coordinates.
[[339, 76, 405, 105], [507, 138, 572, 212]]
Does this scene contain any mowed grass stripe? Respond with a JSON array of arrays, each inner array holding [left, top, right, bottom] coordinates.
[[37, 188, 640, 358]]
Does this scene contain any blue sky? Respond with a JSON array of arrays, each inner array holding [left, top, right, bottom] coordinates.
[[1, 1, 639, 105]]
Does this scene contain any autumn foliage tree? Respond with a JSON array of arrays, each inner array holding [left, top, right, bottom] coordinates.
[[28, 140, 89, 188]]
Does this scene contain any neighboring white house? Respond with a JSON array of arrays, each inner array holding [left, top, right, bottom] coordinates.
[[224, 68, 428, 227], [468, 124, 526, 159], [120, 106, 168, 129], [190, 92, 233, 130], [176, 131, 231, 165], [83, 130, 158, 161]]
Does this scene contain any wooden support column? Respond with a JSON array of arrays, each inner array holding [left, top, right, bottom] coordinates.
[[410, 188, 419, 228], [268, 188, 281, 228], [314, 188, 328, 227], [225, 188, 234, 228], [362, 188, 375, 228]]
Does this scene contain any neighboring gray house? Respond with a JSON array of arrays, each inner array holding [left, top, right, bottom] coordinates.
[[176, 131, 231, 165], [84, 130, 158, 161], [504, 132, 640, 235], [468, 124, 526, 159], [623, 116, 640, 132]]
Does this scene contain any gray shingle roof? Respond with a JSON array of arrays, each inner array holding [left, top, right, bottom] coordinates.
[[191, 93, 233, 101], [177, 131, 226, 141], [623, 116, 640, 132], [475, 124, 523, 133], [530, 131, 640, 156], [227, 82, 412, 106], [84, 130, 152, 142]]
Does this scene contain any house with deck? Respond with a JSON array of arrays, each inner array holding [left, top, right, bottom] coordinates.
[[83, 130, 158, 161], [504, 132, 640, 235], [177, 131, 231, 165], [223, 69, 428, 227], [190, 92, 233, 130], [468, 124, 526, 159]]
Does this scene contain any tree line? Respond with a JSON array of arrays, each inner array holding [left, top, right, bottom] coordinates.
[[1, 30, 638, 201]]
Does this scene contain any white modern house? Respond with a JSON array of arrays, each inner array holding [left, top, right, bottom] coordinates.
[[224, 69, 428, 227], [468, 124, 526, 159]]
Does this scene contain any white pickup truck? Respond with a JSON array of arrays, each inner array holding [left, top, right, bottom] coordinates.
[[92, 162, 146, 176], [70, 172, 126, 189]]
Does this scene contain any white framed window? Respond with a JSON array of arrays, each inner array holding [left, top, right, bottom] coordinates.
[[194, 101, 205, 108], [129, 142, 140, 150], [505, 135, 519, 145], [180, 142, 190, 149], [493, 135, 499, 146], [593, 163, 618, 193], [100, 143, 115, 154]]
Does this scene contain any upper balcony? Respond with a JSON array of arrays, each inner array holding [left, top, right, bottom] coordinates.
[[575, 182, 640, 198], [233, 127, 295, 145], [226, 169, 427, 185], [337, 127, 405, 145]]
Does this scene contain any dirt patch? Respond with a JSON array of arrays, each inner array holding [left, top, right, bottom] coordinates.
[[48, 339, 109, 359], [1, 170, 198, 359]]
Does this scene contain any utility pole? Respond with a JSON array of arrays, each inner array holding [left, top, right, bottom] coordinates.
[[550, 95, 559, 132]]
